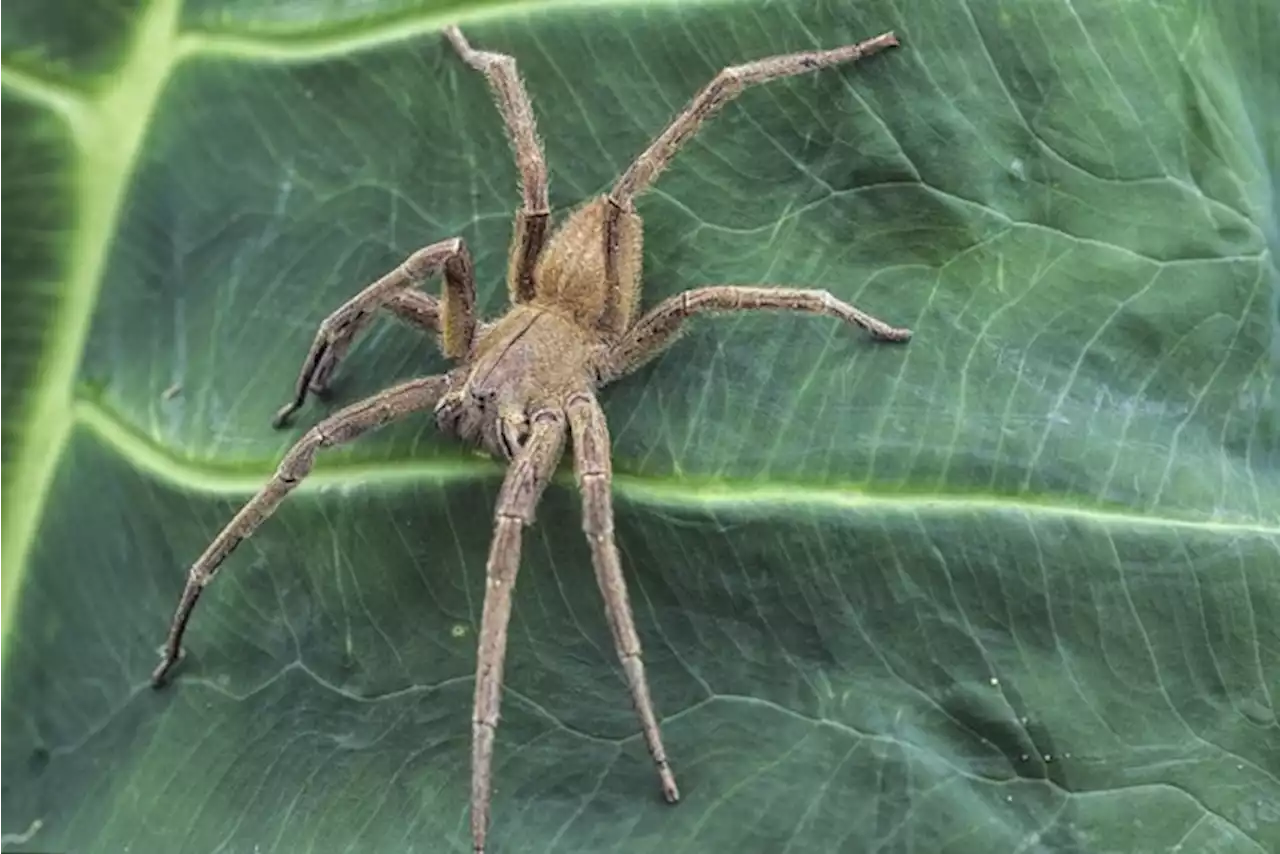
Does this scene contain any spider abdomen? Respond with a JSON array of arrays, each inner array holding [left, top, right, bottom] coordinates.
[[533, 196, 644, 336]]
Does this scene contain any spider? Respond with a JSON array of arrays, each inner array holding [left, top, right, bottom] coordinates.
[[150, 24, 911, 853]]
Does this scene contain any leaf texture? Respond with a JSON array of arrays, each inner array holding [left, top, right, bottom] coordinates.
[[2, 1, 1277, 852]]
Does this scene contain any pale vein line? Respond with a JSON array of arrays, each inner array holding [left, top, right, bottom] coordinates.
[[70, 396, 1280, 534], [1021, 266, 1161, 491]]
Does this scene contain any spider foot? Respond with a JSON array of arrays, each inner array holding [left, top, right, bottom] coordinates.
[[659, 763, 680, 804], [873, 325, 913, 343], [150, 644, 185, 688], [271, 402, 301, 430], [274, 318, 365, 430], [271, 381, 330, 429]]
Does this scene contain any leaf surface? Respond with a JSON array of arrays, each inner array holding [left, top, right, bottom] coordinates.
[[2, 1, 1278, 852]]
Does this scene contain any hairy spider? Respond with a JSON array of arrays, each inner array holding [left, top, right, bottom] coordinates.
[[150, 25, 911, 852]]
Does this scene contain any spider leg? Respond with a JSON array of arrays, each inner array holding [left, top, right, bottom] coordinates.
[[150, 374, 449, 687], [600, 285, 912, 383], [565, 391, 679, 802], [609, 31, 899, 210], [305, 291, 441, 400], [471, 409, 567, 854], [273, 237, 475, 428], [445, 26, 551, 304]]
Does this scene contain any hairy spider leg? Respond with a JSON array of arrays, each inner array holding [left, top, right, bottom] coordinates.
[[566, 392, 679, 801], [446, 26, 552, 304], [591, 31, 901, 336], [601, 284, 912, 382], [470, 409, 567, 854], [273, 238, 475, 428], [304, 291, 442, 397], [151, 375, 450, 687], [609, 31, 900, 210]]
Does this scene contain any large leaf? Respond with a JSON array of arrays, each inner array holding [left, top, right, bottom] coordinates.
[[3, 0, 1278, 852]]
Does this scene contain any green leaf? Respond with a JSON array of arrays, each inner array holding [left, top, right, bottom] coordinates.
[[3, 0, 1278, 852]]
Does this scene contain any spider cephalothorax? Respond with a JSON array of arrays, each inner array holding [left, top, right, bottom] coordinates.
[[150, 25, 911, 853]]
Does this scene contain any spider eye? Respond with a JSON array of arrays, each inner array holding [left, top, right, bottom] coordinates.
[[469, 385, 497, 408]]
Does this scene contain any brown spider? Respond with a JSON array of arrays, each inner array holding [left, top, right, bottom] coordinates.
[[150, 25, 911, 852]]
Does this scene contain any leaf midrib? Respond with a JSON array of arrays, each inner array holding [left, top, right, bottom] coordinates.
[[74, 397, 1280, 535]]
